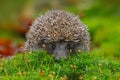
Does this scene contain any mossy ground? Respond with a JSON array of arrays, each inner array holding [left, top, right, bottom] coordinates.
[[0, 50, 120, 80]]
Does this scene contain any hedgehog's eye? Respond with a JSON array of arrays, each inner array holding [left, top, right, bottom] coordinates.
[[52, 44, 56, 50], [66, 44, 71, 50]]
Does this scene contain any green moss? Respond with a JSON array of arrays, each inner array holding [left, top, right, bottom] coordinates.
[[0, 51, 120, 80]]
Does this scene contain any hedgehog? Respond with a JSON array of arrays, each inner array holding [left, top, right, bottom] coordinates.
[[24, 10, 90, 60]]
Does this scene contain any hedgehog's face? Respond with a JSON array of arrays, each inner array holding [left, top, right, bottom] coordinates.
[[44, 41, 71, 60], [43, 40, 88, 60]]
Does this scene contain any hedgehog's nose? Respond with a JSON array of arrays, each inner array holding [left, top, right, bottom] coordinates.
[[54, 51, 67, 60], [55, 53, 67, 60]]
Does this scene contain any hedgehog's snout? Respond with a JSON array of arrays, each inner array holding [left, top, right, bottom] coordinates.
[[54, 50, 68, 60], [53, 41, 71, 60]]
